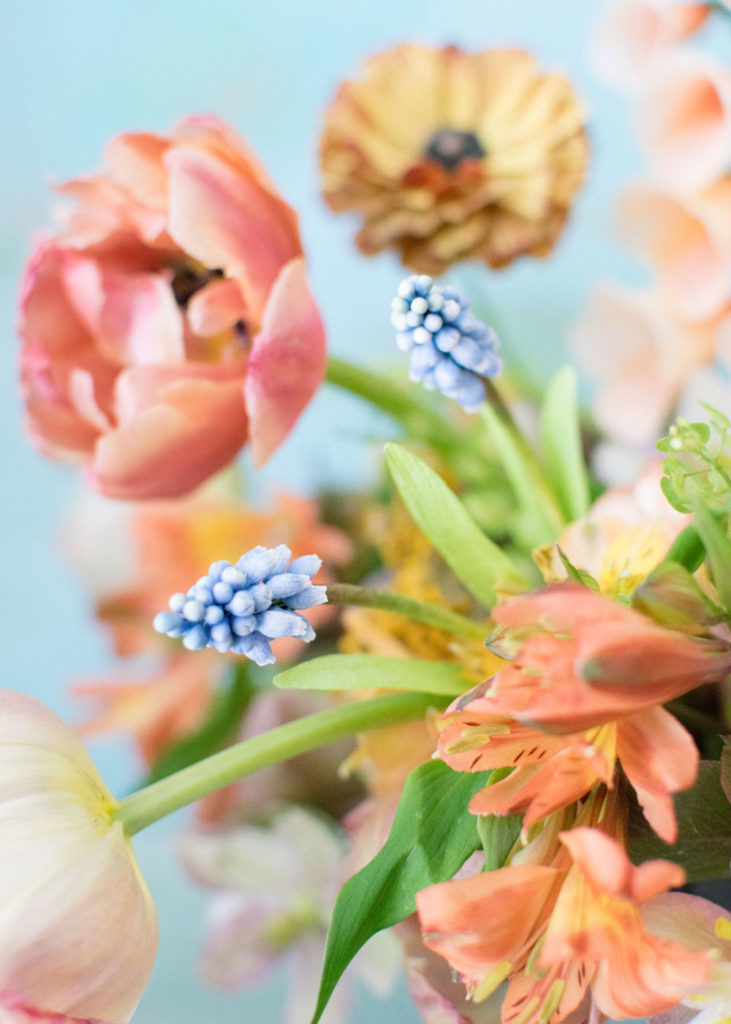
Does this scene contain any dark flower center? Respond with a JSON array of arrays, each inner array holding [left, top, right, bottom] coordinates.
[[424, 128, 486, 172], [170, 265, 224, 308]]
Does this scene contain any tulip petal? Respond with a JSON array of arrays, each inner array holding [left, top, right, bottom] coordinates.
[[166, 144, 301, 318], [244, 259, 326, 467], [91, 372, 247, 499]]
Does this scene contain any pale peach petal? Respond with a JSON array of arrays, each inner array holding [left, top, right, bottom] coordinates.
[[90, 376, 247, 499], [416, 865, 561, 985], [166, 144, 302, 319], [636, 52, 731, 191], [591, 932, 710, 1019], [0, 692, 157, 1022], [244, 258, 326, 466], [186, 277, 248, 337], [616, 706, 698, 843]]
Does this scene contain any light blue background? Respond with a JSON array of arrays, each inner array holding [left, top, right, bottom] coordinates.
[[2, 2, 720, 1021]]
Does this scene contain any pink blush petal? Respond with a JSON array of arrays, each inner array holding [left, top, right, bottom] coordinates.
[[617, 186, 729, 321], [96, 272, 185, 366], [244, 259, 326, 466], [104, 132, 170, 210], [113, 362, 245, 424], [166, 145, 301, 318], [90, 378, 247, 499], [187, 278, 248, 337]]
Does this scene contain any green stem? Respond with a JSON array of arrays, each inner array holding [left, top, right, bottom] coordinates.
[[326, 356, 465, 453], [113, 691, 439, 836], [664, 524, 706, 573], [327, 582, 487, 640]]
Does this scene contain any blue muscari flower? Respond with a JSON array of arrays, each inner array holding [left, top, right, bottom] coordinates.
[[390, 275, 502, 412], [153, 544, 327, 667]]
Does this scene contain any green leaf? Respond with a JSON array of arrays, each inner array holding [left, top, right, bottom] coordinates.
[[144, 663, 255, 785], [540, 367, 590, 522], [693, 502, 731, 612], [384, 443, 524, 608], [482, 402, 563, 544], [275, 653, 471, 697], [628, 761, 731, 881], [310, 760, 488, 1024]]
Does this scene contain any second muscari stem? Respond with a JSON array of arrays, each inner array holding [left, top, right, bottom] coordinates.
[[113, 691, 441, 837], [326, 582, 487, 640]]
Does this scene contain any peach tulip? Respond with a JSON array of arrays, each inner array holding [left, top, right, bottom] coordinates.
[[0, 691, 157, 1022], [19, 117, 326, 499]]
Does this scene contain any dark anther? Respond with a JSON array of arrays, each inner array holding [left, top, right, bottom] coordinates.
[[424, 128, 486, 172], [170, 266, 225, 308], [234, 320, 251, 349]]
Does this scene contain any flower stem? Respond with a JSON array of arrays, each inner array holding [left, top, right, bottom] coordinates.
[[113, 691, 440, 836], [327, 582, 487, 639], [325, 356, 465, 453]]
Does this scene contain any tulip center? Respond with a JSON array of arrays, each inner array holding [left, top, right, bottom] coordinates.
[[424, 128, 485, 171], [170, 264, 224, 308]]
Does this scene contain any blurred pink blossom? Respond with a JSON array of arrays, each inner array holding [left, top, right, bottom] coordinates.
[[635, 51, 731, 191], [180, 807, 397, 1024], [570, 284, 720, 446], [616, 178, 731, 321], [19, 117, 326, 499], [591, 0, 710, 92]]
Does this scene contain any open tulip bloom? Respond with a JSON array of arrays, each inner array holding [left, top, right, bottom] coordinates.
[[10, 6, 731, 1023]]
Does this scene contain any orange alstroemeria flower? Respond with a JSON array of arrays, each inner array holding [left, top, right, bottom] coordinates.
[[439, 583, 730, 841], [417, 821, 711, 1024]]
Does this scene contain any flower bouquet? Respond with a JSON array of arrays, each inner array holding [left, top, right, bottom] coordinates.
[[7, 3, 731, 1024]]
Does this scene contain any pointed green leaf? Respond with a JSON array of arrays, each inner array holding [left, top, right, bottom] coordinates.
[[384, 443, 524, 608], [540, 366, 590, 522], [482, 402, 563, 544], [275, 653, 471, 697], [310, 760, 488, 1024]]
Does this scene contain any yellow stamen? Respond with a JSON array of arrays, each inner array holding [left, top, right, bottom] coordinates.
[[470, 961, 512, 1001], [539, 980, 566, 1023]]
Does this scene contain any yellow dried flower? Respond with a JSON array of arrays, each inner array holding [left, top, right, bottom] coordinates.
[[321, 43, 588, 273]]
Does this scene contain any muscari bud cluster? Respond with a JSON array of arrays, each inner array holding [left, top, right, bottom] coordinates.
[[153, 544, 326, 666], [391, 275, 502, 412]]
